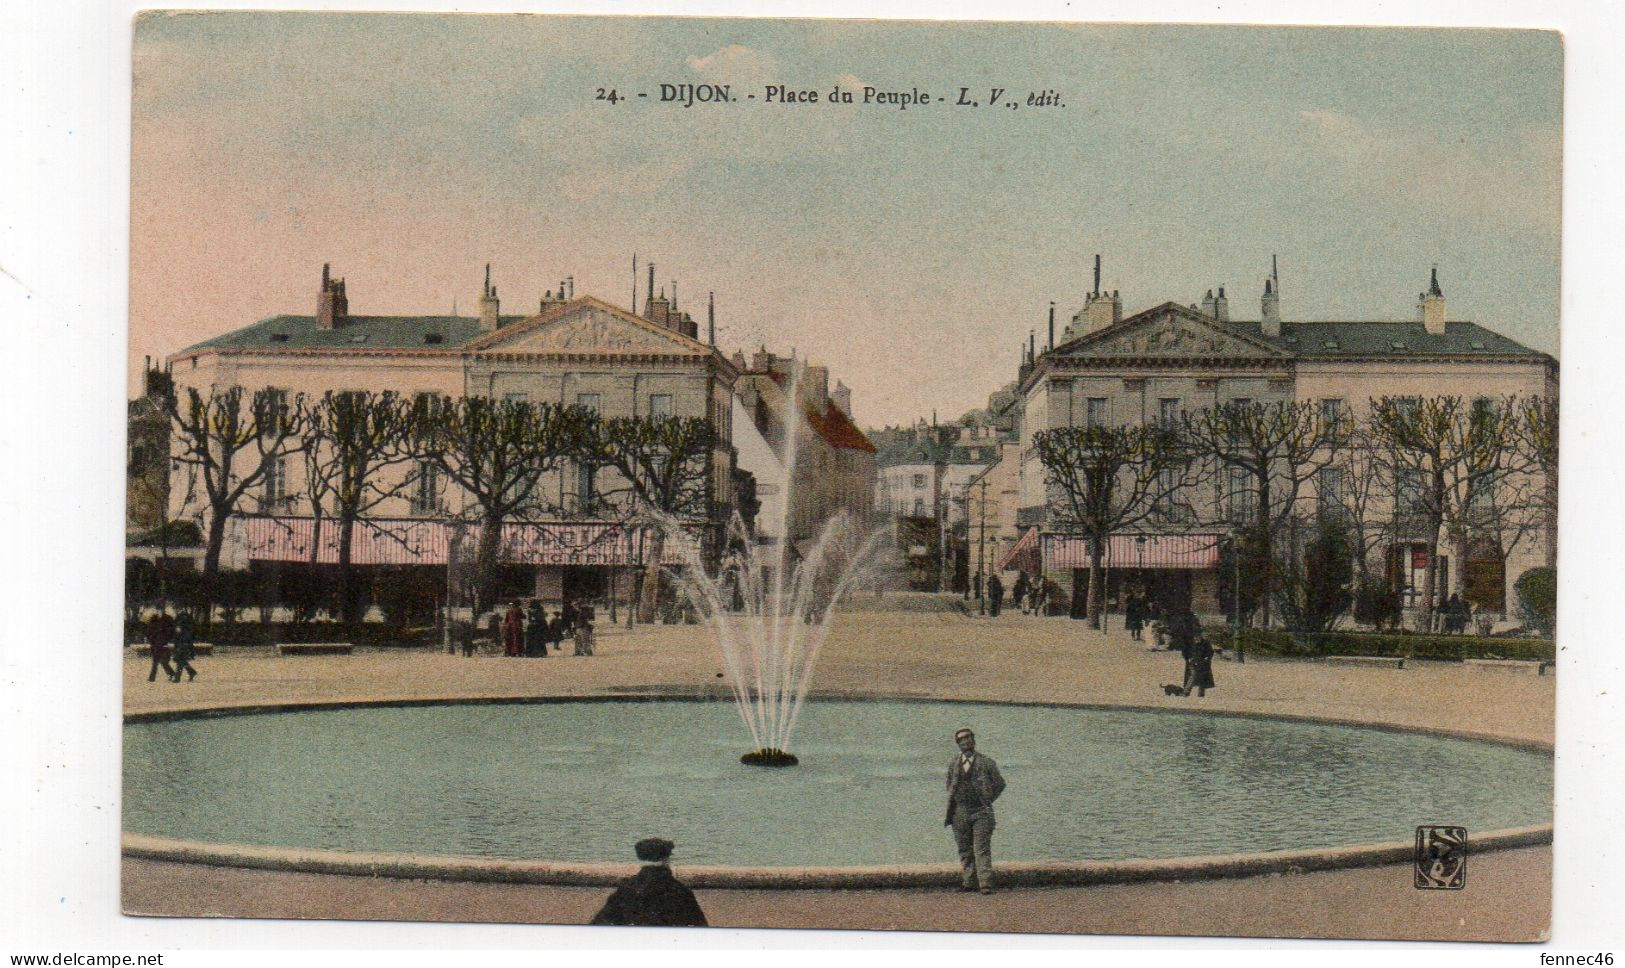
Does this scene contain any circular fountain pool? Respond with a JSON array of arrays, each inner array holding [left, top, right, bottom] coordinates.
[[123, 700, 1550, 867]]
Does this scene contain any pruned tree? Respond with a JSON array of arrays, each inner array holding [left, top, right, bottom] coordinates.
[[412, 396, 590, 614], [1033, 423, 1194, 630], [1368, 395, 1524, 632], [299, 391, 419, 622], [164, 385, 307, 620], [1516, 395, 1559, 567], [1273, 513, 1355, 635], [581, 414, 719, 622], [1182, 400, 1348, 623]]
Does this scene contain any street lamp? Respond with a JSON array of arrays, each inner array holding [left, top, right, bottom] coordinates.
[[1230, 527, 1246, 665]]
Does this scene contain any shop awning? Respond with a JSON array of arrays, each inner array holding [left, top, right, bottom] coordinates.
[[996, 526, 1040, 572], [245, 517, 695, 566], [1042, 533, 1222, 570]]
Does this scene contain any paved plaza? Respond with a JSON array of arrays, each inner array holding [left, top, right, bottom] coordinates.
[[122, 597, 1554, 940]]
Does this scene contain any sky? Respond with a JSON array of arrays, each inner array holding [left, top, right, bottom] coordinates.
[[129, 14, 1561, 428]]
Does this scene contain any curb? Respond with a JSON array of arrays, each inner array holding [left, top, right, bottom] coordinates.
[[121, 824, 1552, 889]]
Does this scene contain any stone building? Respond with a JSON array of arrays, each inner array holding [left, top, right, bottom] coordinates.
[[1007, 264, 1557, 620], [165, 263, 740, 609], [731, 347, 877, 559]]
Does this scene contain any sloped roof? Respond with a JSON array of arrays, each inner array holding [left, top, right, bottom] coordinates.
[[1233, 320, 1548, 358], [175, 314, 509, 355], [806, 400, 876, 454]]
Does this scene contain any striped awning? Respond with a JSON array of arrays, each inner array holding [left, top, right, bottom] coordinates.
[[245, 517, 694, 566], [1043, 533, 1223, 570], [996, 526, 1040, 572]]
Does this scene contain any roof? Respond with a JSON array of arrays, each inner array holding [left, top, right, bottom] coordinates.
[[1232, 320, 1549, 359], [805, 400, 876, 454], [175, 314, 509, 354]]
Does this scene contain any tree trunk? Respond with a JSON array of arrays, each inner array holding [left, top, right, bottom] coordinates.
[[638, 530, 665, 624], [202, 507, 230, 625], [337, 511, 360, 623], [1417, 519, 1442, 633], [1256, 473, 1273, 627], [474, 510, 505, 617], [1087, 535, 1105, 631]]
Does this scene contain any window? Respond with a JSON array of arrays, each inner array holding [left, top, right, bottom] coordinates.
[[503, 392, 529, 405], [260, 455, 288, 511], [913, 498, 925, 516], [1086, 397, 1109, 429], [1394, 396, 1421, 420], [1153, 468, 1183, 522], [576, 392, 601, 414], [1226, 466, 1255, 524], [411, 461, 440, 515], [576, 463, 597, 510], [1158, 398, 1180, 427], [1395, 467, 1425, 518], [1320, 398, 1344, 426], [1318, 466, 1345, 517], [913, 473, 927, 488], [648, 393, 673, 419]]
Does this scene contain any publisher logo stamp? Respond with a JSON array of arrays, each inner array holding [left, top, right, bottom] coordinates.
[[1415, 826, 1467, 889]]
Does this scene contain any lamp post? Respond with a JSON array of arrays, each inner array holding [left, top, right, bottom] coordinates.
[[1231, 527, 1246, 664], [976, 477, 989, 615]]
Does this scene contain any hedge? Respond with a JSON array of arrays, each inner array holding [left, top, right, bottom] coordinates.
[[1204, 626, 1554, 663], [126, 620, 437, 648]]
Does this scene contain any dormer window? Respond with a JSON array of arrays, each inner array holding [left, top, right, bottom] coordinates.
[[1469, 340, 1486, 351], [424, 333, 444, 344], [1323, 341, 1340, 351], [1390, 341, 1407, 352], [350, 334, 369, 344], [268, 333, 289, 343]]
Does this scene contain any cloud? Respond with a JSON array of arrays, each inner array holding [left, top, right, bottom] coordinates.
[[685, 44, 780, 84], [1297, 109, 1559, 237]]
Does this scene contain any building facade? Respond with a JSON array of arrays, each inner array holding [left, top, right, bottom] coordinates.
[[166, 265, 740, 609], [1010, 269, 1556, 620]]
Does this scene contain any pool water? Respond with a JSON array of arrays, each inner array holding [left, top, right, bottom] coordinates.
[[123, 700, 1551, 866]]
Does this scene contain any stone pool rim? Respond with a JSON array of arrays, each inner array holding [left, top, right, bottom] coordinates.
[[122, 691, 1554, 888]]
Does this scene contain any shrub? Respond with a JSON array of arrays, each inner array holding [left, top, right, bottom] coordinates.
[[1514, 567, 1556, 636], [1274, 516, 1354, 634], [1201, 626, 1554, 663], [1353, 578, 1404, 631]]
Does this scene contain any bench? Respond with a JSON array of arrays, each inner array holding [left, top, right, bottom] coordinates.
[[130, 643, 214, 656], [1464, 658, 1549, 675], [276, 642, 354, 656], [1322, 655, 1406, 669]]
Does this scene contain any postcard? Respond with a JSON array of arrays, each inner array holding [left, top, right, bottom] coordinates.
[[122, 12, 1559, 942]]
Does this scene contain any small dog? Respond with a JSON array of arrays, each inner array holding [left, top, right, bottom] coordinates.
[[1162, 683, 1185, 696]]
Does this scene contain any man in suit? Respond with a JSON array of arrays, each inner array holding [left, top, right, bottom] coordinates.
[[945, 727, 1006, 894], [590, 837, 708, 927]]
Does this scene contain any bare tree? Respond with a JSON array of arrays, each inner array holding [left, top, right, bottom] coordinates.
[[1516, 395, 1559, 567], [1182, 400, 1348, 623], [412, 396, 588, 614], [299, 391, 419, 622], [1032, 423, 1193, 630], [581, 414, 719, 623], [164, 385, 307, 619], [1368, 395, 1523, 632]]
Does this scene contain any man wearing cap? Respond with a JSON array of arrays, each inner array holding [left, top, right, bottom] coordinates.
[[590, 837, 708, 927], [945, 727, 1006, 894]]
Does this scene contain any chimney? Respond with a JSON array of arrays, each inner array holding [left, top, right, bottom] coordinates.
[[316, 262, 349, 329], [1048, 302, 1055, 350], [1421, 266, 1447, 335], [1214, 286, 1230, 322], [832, 379, 852, 419], [707, 291, 716, 346], [1261, 276, 1281, 337], [478, 263, 501, 331], [1200, 288, 1217, 319]]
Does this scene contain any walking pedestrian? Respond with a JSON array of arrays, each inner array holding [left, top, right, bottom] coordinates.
[[1012, 573, 1029, 615], [170, 611, 199, 682], [524, 600, 547, 657], [987, 573, 1004, 618], [1172, 609, 1215, 698], [1125, 593, 1145, 642], [944, 728, 1006, 894], [502, 601, 524, 657], [574, 600, 596, 656], [144, 610, 176, 682]]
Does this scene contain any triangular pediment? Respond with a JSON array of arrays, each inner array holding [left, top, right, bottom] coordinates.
[[468, 297, 711, 356], [1056, 303, 1289, 359]]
